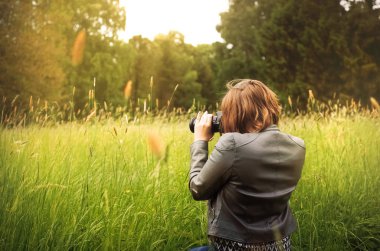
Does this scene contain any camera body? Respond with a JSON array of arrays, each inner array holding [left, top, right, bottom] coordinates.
[[189, 111, 222, 133]]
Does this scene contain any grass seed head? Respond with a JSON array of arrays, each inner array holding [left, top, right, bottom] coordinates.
[[71, 29, 86, 66], [150, 76, 154, 89], [124, 81, 133, 99], [147, 132, 165, 158], [288, 96, 292, 108], [308, 90, 315, 100]]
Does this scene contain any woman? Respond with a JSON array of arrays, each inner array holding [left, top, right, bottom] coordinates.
[[189, 79, 305, 251]]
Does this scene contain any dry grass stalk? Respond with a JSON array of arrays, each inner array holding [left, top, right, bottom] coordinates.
[[86, 110, 96, 122], [370, 97, 379, 110], [33, 183, 68, 191], [167, 84, 179, 110], [150, 76, 154, 89], [29, 96, 33, 112], [11, 95, 19, 107], [102, 189, 110, 216]]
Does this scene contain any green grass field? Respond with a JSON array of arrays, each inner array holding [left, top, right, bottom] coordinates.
[[0, 115, 379, 250]]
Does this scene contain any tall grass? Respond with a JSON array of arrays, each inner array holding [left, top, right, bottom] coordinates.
[[0, 122, 199, 250], [1, 89, 378, 128], [0, 96, 379, 250], [281, 115, 380, 250]]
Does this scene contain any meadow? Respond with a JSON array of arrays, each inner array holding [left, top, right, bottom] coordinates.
[[0, 100, 380, 250]]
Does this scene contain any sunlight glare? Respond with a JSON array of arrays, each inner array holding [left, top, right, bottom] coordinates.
[[119, 0, 229, 45]]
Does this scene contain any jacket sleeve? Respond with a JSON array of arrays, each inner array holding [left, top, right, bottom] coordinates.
[[189, 134, 235, 201]]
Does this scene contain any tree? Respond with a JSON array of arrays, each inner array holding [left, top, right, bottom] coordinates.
[[217, 0, 380, 103], [0, 1, 66, 102], [339, 0, 380, 100], [216, 0, 268, 86], [154, 32, 203, 108], [192, 44, 218, 108], [62, 0, 127, 108], [0, 0, 127, 111], [258, 0, 348, 100], [127, 36, 160, 111]]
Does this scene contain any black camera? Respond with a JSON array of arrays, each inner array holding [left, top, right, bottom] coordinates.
[[189, 111, 223, 133]]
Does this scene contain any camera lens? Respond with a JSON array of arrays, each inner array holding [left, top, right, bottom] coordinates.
[[189, 112, 222, 133], [189, 117, 196, 133]]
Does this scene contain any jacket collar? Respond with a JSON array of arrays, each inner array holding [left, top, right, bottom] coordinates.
[[262, 124, 280, 132]]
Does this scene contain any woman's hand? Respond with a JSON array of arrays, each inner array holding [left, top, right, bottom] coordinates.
[[194, 111, 214, 142]]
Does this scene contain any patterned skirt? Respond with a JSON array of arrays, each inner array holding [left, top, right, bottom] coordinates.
[[208, 235, 291, 251]]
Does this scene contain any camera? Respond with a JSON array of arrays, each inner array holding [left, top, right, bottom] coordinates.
[[189, 111, 223, 133]]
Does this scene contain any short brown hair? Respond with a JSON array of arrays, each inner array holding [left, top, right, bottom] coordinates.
[[221, 79, 281, 133]]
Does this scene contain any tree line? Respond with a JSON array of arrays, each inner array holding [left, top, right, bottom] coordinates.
[[1, 0, 379, 112]]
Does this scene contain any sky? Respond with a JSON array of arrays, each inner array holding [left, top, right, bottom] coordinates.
[[118, 0, 230, 45]]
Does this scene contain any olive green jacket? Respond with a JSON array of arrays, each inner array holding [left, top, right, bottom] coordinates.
[[189, 124, 305, 243]]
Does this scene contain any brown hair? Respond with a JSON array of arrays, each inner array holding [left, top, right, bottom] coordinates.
[[221, 79, 281, 133]]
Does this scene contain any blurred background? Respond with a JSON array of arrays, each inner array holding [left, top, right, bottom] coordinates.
[[0, 0, 379, 112]]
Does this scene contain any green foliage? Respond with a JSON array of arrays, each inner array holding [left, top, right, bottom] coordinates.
[[1, 0, 380, 112], [127, 36, 160, 110], [153, 32, 200, 108], [191, 44, 218, 107], [216, 0, 264, 80], [217, 0, 380, 103], [0, 1, 66, 101], [62, 0, 127, 108]]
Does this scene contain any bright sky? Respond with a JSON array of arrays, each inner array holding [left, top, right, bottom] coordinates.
[[119, 0, 230, 45]]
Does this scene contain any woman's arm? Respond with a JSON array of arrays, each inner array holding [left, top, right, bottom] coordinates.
[[189, 134, 235, 200]]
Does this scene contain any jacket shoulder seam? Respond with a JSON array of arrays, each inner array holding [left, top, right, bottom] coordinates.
[[287, 135, 305, 149], [231, 134, 237, 177], [215, 134, 236, 151], [215, 134, 236, 175]]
